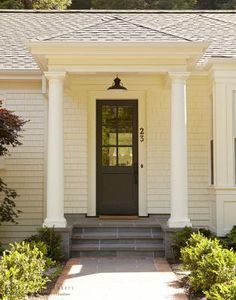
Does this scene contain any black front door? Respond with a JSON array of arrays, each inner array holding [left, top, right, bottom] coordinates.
[[96, 100, 138, 215]]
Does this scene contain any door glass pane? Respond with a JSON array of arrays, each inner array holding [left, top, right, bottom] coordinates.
[[102, 126, 116, 146], [118, 147, 132, 166], [102, 147, 117, 166], [102, 106, 117, 125], [118, 124, 132, 145], [118, 132, 132, 145], [118, 106, 133, 122]]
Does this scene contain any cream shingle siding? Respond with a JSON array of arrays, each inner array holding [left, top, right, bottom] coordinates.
[[188, 78, 211, 227], [146, 84, 170, 214], [0, 82, 45, 243], [64, 93, 87, 214]]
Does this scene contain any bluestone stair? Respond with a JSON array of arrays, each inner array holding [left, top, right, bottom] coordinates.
[[70, 224, 165, 257]]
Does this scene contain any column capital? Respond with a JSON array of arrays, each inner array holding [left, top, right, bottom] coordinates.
[[44, 71, 66, 81], [168, 72, 190, 81]]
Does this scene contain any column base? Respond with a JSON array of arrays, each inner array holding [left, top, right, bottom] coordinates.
[[168, 218, 192, 228], [43, 217, 67, 228]]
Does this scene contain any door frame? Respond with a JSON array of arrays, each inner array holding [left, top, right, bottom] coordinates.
[[96, 99, 139, 216], [88, 91, 147, 216]]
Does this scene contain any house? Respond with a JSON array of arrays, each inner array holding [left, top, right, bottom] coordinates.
[[0, 10, 236, 256]]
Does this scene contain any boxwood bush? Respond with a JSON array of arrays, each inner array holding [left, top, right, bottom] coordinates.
[[205, 279, 236, 300], [221, 225, 236, 251], [181, 233, 236, 296], [25, 226, 64, 262], [0, 241, 49, 300], [171, 226, 213, 261]]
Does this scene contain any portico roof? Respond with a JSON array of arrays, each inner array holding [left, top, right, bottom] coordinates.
[[0, 10, 236, 71]]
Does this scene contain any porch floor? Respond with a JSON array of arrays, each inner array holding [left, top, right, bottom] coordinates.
[[65, 214, 169, 228]]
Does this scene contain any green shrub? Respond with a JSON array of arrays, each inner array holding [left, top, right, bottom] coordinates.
[[25, 226, 64, 262], [181, 233, 236, 295], [172, 226, 194, 261], [205, 279, 236, 300], [221, 225, 236, 251], [0, 241, 3, 256], [0, 241, 49, 300], [171, 226, 213, 261]]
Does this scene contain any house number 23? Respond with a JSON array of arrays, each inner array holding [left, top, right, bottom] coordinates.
[[140, 127, 144, 142]]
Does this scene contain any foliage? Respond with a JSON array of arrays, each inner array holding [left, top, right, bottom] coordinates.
[[171, 226, 213, 261], [69, 0, 91, 9], [205, 278, 236, 300], [25, 226, 64, 262], [181, 233, 236, 295], [221, 225, 236, 251], [0, 100, 25, 225], [172, 227, 194, 261], [205, 279, 236, 300], [0, 241, 49, 300], [0, 101, 26, 157], [0, 0, 71, 9], [91, 0, 149, 9], [0, 178, 21, 224], [0, 241, 3, 255], [33, 0, 72, 9], [0, 0, 24, 8]]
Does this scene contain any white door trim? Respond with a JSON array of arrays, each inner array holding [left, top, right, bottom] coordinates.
[[87, 91, 147, 216]]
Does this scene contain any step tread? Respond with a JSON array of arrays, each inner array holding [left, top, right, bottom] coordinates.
[[70, 243, 164, 251], [72, 224, 162, 229], [71, 232, 164, 240]]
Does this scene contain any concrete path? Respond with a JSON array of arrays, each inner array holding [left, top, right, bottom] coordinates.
[[49, 257, 188, 300]]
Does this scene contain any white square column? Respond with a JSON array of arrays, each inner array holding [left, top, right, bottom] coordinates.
[[168, 72, 192, 228], [43, 72, 67, 228]]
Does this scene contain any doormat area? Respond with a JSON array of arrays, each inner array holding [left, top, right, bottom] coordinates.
[[99, 215, 139, 220]]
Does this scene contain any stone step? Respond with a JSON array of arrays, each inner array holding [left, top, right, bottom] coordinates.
[[72, 238, 164, 246], [70, 222, 165, 258], [72, 226, 162, 234], [71, 250, 165, 258], [71, 240, 164, 251], [71, 231, 164, 240]]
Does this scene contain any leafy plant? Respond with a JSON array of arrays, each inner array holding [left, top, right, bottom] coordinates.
[[0, 241, 49, 300], [0, 100, 26, 225], [25, 227, 64, 262], [181, 233, 236, 295], [205, 279, 236, 300], [172, 227, 194, 261], [221, 225, 236, 251], [0, 178, 21, 225], [171, 226, 213, 261]]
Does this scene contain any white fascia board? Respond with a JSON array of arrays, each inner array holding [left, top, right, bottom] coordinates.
[[27, 41, 209, 56], [205, 58, 236, 82], [0, 70, 42, 80]]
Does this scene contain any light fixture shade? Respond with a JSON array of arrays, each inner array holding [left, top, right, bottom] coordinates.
[[107, 76, 127, 91]]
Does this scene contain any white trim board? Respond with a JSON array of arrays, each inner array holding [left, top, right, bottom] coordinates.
[[87, 91, 147, 216]]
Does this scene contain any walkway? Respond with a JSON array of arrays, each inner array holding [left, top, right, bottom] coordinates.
[[49, 257, 188, 300]]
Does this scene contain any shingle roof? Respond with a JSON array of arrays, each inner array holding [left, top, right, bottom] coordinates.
[[0, 10, 235, 70]]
